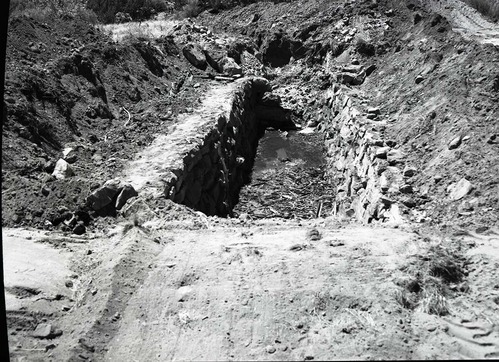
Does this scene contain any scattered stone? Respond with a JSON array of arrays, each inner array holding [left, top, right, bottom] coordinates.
[[72, 222, 86, 235], [434, 175, 443, 183], [403, 166, 417, 177], [387, 149, 405, 164], [115, 184, 138, 210], [176, 286, 194, 302], [63, 147, 78, 164], [399, 184, 413, 194], [448, 178, 473, 201], [329, 240, 345, 247], [32, 324, 62, 339], [265, 345, 276, 354], [375, 147, 390, 159], [52, 159, 74, 180], [367, 107, 381, 115], [41, 186, 51, 196], [415, 75, 424, 84], [182, 43, 207, 70], [427, 325, 437, 332], [487, 134, 497, 144], [221, 57, 242, 76], [305, 355, 315, 361], [45, 343, 57, 352], [86, 179, 123, 211], [448, 135, 462, 150], [290, 244, 306, 251], [307, 228, 321, 241]]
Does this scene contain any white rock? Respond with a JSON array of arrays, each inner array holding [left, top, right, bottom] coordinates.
[[176, 286, 194, 302], [448, 178, 473, 201], [52, 159, 74, 179]]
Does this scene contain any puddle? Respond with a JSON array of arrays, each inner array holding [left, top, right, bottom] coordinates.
[[253, 129, 325, 175]]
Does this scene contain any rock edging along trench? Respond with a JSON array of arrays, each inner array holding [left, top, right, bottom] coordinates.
[[318, 85, 407, 224], [120, 77, 294, 217]]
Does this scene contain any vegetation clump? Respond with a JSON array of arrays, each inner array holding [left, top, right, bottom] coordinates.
[[395, 242, 466, 316]]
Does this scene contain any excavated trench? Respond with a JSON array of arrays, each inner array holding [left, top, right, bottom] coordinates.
[[157, 77, 396, 224], [161, 78, 333, 219]]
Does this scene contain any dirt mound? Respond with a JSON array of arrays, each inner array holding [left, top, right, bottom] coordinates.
[[2, 13, 211, 230]]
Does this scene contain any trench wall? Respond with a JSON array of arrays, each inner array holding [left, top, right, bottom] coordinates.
[[164, 78, 271, 216], [318, 86, 405, 224]]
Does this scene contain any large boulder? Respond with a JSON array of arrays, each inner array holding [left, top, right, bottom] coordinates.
[[86, 179, 123, 211], [221, 56, 242, 76], [448, 178, 473, 201], [115, 184, 138, 210], [52, 159, 74, 180], [182, 43, 207, 70], [204, 44, 226, 72]]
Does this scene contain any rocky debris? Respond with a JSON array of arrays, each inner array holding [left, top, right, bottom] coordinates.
[[375, 146, 390, 159], [448, 135, 463, 150], [336, 69, 366, 86], [448, 178, 473, 201], [182, 43, 207, 70], [63, 147, 78, 164], [265, 345, 276, 354], [86, 179, 123, 211], [176, 286, 194, 302], [387, 149, 405, 165], [221, 56, 242, 76], [32, 323, 62, 339], [307, 228, 321, 241], [399, 184, 413, 194], [115, 184, 139, 210], [73, 222, 86, 235], [52, 159, 75, 180], [403, 166, 417, 177]]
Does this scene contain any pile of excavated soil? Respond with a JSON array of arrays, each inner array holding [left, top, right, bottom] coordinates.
[[2, 14, 211, 230]]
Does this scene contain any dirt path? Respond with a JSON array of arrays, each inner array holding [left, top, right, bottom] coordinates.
[[99, 220, 423, 361], [425, 0, 499, 45]]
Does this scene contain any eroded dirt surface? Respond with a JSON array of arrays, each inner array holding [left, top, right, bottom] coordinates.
[[3, 0, 499, 360]]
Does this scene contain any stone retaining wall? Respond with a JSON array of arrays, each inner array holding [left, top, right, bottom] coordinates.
[[318, 86, 406, 224], [164, 78, 289, 216]]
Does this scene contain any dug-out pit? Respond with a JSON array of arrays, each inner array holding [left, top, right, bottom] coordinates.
[[163, 77, 333, 219]]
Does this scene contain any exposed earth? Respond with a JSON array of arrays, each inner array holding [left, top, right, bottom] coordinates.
[[2, 0, 499, 361]]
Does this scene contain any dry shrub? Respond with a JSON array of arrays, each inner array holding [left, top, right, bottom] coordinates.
[[464, 0, 499, 21], [396, 242, 465, 316], [9, 0, 98, 23]]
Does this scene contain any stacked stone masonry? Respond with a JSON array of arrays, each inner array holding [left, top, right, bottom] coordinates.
[[164, 78, 279, 217], [319, 86, 405, 224]]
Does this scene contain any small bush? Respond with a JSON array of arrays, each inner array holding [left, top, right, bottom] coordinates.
[[176, 0, 202, 18], [87, 0, 174, 23], [9, 0, 97, 23], [396, 242, 466, 316]]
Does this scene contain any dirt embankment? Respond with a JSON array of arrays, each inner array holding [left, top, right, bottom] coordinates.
[[2, 13, 215, 231]]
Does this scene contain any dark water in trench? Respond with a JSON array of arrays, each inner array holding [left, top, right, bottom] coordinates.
[[234, 129, 335, 219], [253, 130, 325, 174]]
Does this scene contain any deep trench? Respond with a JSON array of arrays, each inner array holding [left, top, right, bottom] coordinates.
[[171, 107, 333, 219]]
